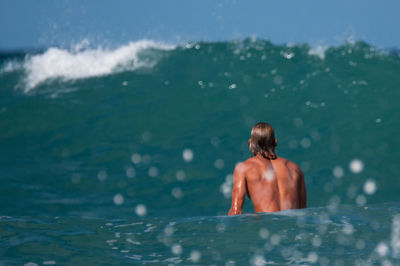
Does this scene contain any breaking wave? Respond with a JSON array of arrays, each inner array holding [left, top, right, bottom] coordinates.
[[15, 40, 174, 92]]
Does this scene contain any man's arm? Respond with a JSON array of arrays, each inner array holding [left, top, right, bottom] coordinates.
[[228, 163, 247, 215], [299, 170, 306, 208]]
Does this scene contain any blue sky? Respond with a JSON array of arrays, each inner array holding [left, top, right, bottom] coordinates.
[[1, 0, 400, 50]]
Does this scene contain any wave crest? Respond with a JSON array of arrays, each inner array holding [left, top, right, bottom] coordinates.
[[22, 40, 174, 92]]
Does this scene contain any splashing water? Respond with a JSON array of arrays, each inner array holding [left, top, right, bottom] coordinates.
[[19, 40, 174, 91]]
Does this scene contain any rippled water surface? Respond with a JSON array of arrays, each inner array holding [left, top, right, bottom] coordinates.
[[1, 39, 399, 265]]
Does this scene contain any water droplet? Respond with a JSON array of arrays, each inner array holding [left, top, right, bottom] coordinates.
[[164, 225, 174, 236], [176, 170, 186, 181], [97, 170, 107, 181], [376, 242, 389, 256], [131, 153, 142, 164], [190, 250, 201, 262], [214, 159, 225, 169], [259, 228, 269, 239], [270, 234, 281, 245], [307, 252, 318, 263], [125, 167, 136, 178], [363, 179, 376, 195], [148, 167, 159, 177], [220, 182, 232, 198], [135, 204, 147, 217], [273, 75, 283, 85], [211, 136, 220, 147], [250, 254, 266, 266], [228, 83, 237, 90], [350, 159, 364, 174], [310, 129, 321, 141], [343, 224, 354, 235], [333, 166, 344, 178], [356, 195, 366, 206], [171, 243, 183, 255], [141, 131, 152, 142], [264, 169, 274, 181], [183, 149, 194, 162], [391, 215, 400, 258], [300, 138, 311, 148], [347, 185, 357, 199], [293, 117, 303, 128], [171, 187, 184, 199], [283, 52, 294, 59], [312, 236, 322, 247], [113, 194, 124, 205]]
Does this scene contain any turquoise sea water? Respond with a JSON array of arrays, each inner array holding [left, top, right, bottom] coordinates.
[[1, 39, 400, 265]]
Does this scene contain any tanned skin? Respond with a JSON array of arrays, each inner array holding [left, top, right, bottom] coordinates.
[[228, 146, 306, 215]]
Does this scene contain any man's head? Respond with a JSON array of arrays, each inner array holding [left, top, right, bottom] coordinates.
[[249, 122, 277, 160]]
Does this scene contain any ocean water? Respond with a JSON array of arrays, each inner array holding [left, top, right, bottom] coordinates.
[[0, 39, 400, 265]]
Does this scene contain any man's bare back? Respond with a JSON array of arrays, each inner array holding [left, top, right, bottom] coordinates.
[[228, 122, 306, 215]]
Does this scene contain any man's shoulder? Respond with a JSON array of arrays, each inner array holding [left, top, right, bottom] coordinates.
[[243, 157, 263, 167], [276, 156, 301, 171], [234, 160, 250, 172], [234, 158, 258, 172]]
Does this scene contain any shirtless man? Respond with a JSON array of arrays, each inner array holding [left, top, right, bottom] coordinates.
[[228, 122, 306, 215]]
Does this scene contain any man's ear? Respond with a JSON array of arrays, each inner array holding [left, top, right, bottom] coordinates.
[[248, 138, 251, 147], [274, 138, 277, 147]]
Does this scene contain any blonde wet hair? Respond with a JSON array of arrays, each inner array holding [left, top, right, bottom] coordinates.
[[250, 122, 277, 160]]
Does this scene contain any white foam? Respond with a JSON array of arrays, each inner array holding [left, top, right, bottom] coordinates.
[[308, 45, 328, 60], [22, 40, 174, 92], [0, 60, 23, 73]]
